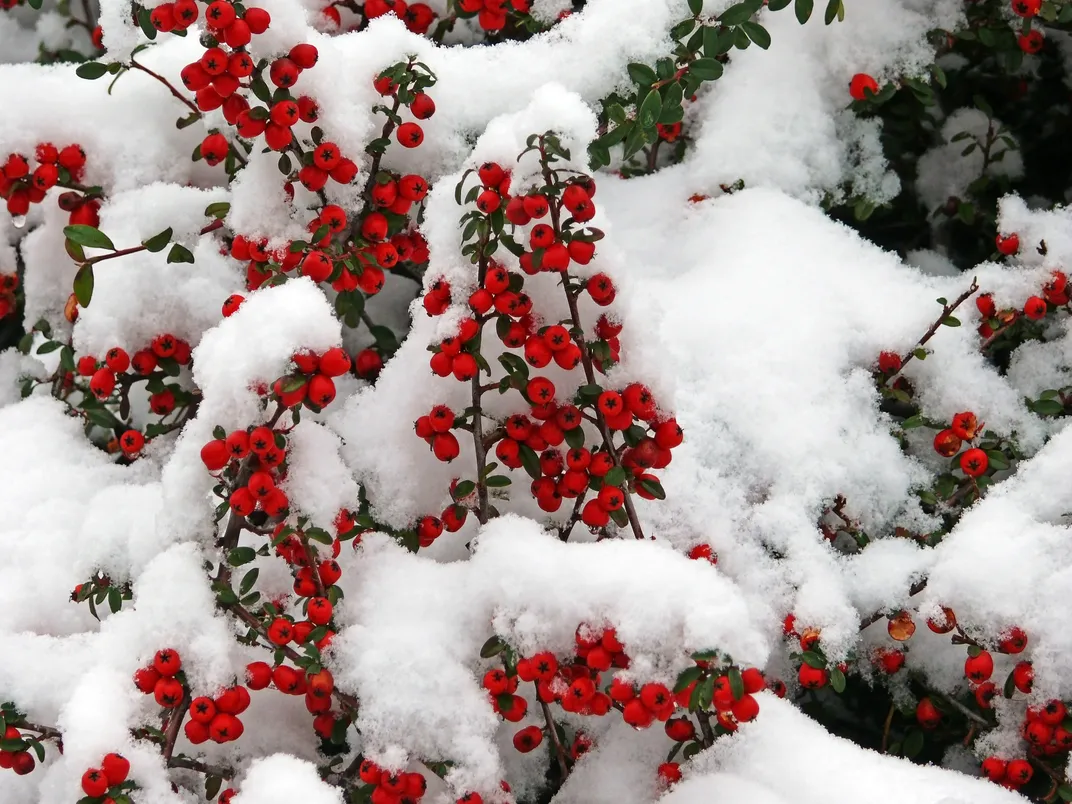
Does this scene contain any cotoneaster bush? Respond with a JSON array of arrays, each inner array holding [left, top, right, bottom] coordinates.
[[4, 1, 1072, 804]]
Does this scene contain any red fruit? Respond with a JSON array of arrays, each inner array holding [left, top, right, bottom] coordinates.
[[117, 429, 145, 456], [216, 686, 251, 715], [244, 6, 271, 32], [981, 756, 1006, 781], [245, 663, 272, 693], [432, 432, 460, 462], [798, 663, 828, 689], [82, 769, 110, 797], [964, 650, 994, 682], [1024, 296, 1047, 320], [622, 699, 654, 729], [200, 439, 230, 471], [916, 697, 941, 729], [154, 648, 182, 676], [658, 763, 681, 785], [976, 293, 996, 319], [1006, 759, 1033, 785], [478, 162, 505, 187], [102, 753, 130, 785], [959, 448, 988, 477], [932, 429, 962, 457], [268, 617, 294, 645], [848, 73, 879, 101], [995, 233, 1020, 255], [512, 725, 543, 753], [397, 122, 424, 148], [1010, 660, 1034, 694], [731, 692, 760, 722], [411, 92, 436, 119], [133, 665, 161, 693], [189, 696, 217, 724], [209, 713, 243, 743], [974, 681, 997, 709], [229, 487, 255, 516], [499, 694, 527, 722], [417, 515, 443, 547], [1040, 699, 1066, 726], [740, 667, 766, 693], [307, 596, 333, 625], [289, 43, 319, 69], [665, 717, 695, 742], [154, 677, 184, 708], [90, 367, 116, 399], [269, 58, 299, 88], [308, 374, 337, 408], [185, 719, 210, 744], [1000, 626, 1028, 654]]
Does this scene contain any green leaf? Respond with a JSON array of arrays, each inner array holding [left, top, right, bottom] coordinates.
[[688, 0, 703, 13], [740, 21, 771, 48], [73, 264, 94, 307], [452, 480, 476, 500], [167, 244, 195, 264], [228, 546, 257, 565], [205, 201, 231, 220], [674, 666, 703, 693], [142, 227, 173, 253], [794, 0, 813, 23], [108, 587, 122, 613], [637, 90, 663, 130], [688, 57, 724, 82], [830, 666, 846, 693], [76, 62, 110, 79], [0, 738, 28, 752], [767, 0, 792, 9], [728, 666, 745, 700], [1056, 784, 1072, 802], [627, 62, 657, 87], [719, 0, 762, 25], [801, 651, 826, 669], [603, 466, 626, 487], [240, 568, 259, 595], [941, 316, 961, 327], [823, 0, 842, 24], [306, 527, 333, 545], [639, 477, 666, 500], [480, 635, 506, 658], [64, 224, 115, 250], [903, 728, 924, 758], [485, 475, 512, 488], [985, 450, 1009, 471], [205, 774, 223, 801], [1031, 398, 1064, 416], [519, 444, 542, 481]]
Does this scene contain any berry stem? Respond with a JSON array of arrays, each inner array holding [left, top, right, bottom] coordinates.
[[880, 702, 895, 753], [536, 136, 646, 540], [167, 755, 235, 779], [470, 229, 494, 525], [161, 689, 192, 764], [84, 220, 223, 267], [129, 59, 201, 117], [556, 492, 587, 542], [538, 693, 570, 781], [695, 710, 716, 748]]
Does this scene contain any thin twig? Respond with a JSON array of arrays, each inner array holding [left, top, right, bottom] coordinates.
[[167, 755, 235, 779], [162, 691, 191, 763], [539, 695, 570, 780], [85, 220, 223, 267], [858, 578, 928, 630], [129, 59, 201, 116], [884, 278, 979, 385]]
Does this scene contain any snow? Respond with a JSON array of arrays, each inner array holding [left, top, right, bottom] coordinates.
[[3, 0, 1072, 800]]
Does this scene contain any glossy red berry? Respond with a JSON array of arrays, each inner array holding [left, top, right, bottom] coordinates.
[[848, 73, 879, 101]]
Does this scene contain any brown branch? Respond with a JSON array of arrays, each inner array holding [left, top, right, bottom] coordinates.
[[557, 492, 587, 542], [884, 278, 979, 385], [539, 695, 570, 780], [880, 703, 895, 753], [167, 755, 235, 779], [162, 690, 191, 763], [85, 220, 223, 267], [15, 722, 63, 743], [695, 710, 716, 748], [129, 59, 201, 116]]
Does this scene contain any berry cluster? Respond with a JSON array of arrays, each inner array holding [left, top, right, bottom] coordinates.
[[0, 143, 92, 221], [456, 0, 530, 32], [133, 648, 185, 708], [931, 410, 989, 478], [177, 5, 272, 114], [0, 726, 36, 776], [415, 140, 682, 543], [183, 684, 251, 745], [976, 270, 1067, 343], [354, 759, 428, 804], [79, 753, 132, 801]]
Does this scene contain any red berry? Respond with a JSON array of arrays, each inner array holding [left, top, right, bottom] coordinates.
[[101, 753, 130, 785], [995, 233, 1020, 255], [849, 73, 879, 101], [82, 769, 109, 797], [964, 650, 994, 682]]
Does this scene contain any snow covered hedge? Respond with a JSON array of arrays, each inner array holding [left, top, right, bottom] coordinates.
[[2, 0, 1072, 802]]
